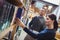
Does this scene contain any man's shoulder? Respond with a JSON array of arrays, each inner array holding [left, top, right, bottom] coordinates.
[[32, 16, 38, 19], [32, 16, 44, 21], [34, 16, 38, 18], [33, 16, 41, 18]]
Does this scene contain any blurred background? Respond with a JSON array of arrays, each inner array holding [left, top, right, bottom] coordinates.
[[0, 0, 60, 40]]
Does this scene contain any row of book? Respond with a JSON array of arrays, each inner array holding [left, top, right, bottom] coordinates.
[[0, 1, 15, 32]]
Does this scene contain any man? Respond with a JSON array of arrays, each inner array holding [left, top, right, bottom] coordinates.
[[24, 9, 46, 40], [29, 9, 46, 32]]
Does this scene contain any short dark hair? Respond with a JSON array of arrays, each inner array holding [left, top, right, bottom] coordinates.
[[43, 5, 48, 8], [31, 1, 36, 4]]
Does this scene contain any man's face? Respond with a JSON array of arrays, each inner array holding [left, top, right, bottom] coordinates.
[[39, 9, 46, 16]]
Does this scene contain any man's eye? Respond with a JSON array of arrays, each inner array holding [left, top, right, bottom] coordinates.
[[46, 18, 49, 20]]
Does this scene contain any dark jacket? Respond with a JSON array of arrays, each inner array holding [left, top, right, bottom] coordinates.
[[29, 16, 46, 32], [24, 28, 56, 40]]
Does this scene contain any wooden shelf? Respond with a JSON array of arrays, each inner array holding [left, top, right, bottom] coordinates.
[[0, 24, 16, 40], [56, 32, 60, 40]]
